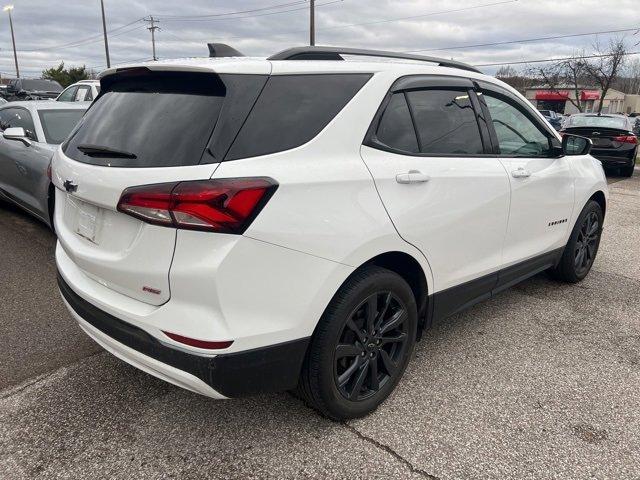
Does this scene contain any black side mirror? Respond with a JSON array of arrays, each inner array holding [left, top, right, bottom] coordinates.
[[562, 134, 592, 156]]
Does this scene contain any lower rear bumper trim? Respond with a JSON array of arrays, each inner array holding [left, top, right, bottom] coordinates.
[[57, 272, 310, 397]]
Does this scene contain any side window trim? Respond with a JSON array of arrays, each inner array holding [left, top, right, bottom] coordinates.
[[364, 77, 493, 157], [403, 91, 422, 152]]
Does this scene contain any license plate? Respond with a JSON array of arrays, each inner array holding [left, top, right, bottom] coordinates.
[[72, 198, 100, 243], [591, 138, 609, 146]]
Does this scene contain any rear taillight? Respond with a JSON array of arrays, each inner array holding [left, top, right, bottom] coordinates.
[[612, 135, 637, 144], [117, 177, 277, 234]]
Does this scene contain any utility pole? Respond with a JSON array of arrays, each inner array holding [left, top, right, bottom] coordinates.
[[309, 0, 315, 46], [100, 0, 111, 68], [145, 16, 159, 61], [4, 5, 19, 78]]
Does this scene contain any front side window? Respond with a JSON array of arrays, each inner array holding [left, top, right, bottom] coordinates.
[[375, 93, 419, 153], [0, 108, 37, 140], [57, 86, 77, 102], [483, 93, 551, 157], [405, 89, 484, 155]]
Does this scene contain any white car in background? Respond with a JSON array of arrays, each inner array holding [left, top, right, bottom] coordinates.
[[56, 80, 100, 103], [52, 45, 608, 420]]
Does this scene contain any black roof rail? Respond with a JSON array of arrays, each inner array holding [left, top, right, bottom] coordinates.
[[208, 43, 245, 58], [267, 46, 481, 74]]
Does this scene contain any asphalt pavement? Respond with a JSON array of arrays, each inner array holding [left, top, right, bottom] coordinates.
[[0, 169, 639, 479]]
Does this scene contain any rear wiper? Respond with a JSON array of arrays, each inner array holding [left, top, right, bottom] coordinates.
[[77, 144, 137, 159]]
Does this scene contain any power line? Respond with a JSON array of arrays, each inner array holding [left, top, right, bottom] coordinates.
[[474, 51, 640, 67], [222, 0, 516, 40], [158, 1, 309, 20], [16, 18, 145, 53], [158, 0, 343, 23], [406, 26, 640, 53]]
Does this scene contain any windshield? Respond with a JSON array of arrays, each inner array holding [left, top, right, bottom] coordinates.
[[38, 109, 86, 144], [22, 79, 63, 92], [568, 115, 628, 129]]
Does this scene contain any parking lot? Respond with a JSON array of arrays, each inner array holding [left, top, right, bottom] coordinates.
[[0, 170, 638, 479]]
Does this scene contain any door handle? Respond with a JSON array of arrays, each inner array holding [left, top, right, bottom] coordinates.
[[511, 167, 531, 178], [396, 170, 431, 184]]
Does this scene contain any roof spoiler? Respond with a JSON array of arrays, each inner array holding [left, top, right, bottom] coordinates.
[[208, 43, 245, 58]]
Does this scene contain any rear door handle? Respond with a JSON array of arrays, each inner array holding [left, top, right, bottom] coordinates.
[[511, 167, 531, 178], [396, 170, 431, 184]]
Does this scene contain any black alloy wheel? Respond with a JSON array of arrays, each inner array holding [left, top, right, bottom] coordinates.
[[334, 291, 409, 401], [297, 265, 417, 420], [550, 200, 603, 283], [574, 211, 599, 277]]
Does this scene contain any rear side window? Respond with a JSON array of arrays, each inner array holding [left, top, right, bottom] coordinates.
[[375, 93, 418, 153], [225, 74, 371, 160], [38, 109, 86, 144], [406, 89, 484, 155], [63, 72, 228, 168]]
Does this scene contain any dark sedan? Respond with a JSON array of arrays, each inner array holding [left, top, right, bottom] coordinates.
[[560, 114, 637, 177]]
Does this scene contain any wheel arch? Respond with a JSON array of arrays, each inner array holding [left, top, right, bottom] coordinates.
[[589, 190, 606, 218], [47, 182, 55, 230], [363, 251, 430, 335]]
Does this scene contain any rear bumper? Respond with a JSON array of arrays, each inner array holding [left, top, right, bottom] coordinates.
[[591, 149, 636, 167], [58, 273, 310, 398]]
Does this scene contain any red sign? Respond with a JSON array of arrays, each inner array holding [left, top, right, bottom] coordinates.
[[535, 90, 569, 100], [580, 90, 600, 100]]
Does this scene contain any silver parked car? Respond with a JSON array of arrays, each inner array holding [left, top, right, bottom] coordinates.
[[0, 101, 86, 227]]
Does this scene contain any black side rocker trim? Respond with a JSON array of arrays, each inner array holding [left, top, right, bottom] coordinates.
[[429, 247, 564, 324], [57, 273, 310, 397]]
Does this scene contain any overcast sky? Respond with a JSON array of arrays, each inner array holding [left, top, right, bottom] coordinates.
[[1, 0, 638, 78]]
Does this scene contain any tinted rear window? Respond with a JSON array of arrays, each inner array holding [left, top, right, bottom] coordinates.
[[225, 74, 371, 160], [568, 115, 628, 129], [63, 72, 227, 167], [22, 79, 62, 92], [38, 109, 86, 144]]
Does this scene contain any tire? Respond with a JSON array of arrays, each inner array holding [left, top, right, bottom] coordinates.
[[620, 163, 635, 178], [550, 200, 603, 283], [297, 265, 417, 420]]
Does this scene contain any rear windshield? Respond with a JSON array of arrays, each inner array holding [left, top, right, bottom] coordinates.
[[63, 71, 228, 167], [567, 115, 628, 129], [22, 79, 62, 92], [38, 109, 86, 144]]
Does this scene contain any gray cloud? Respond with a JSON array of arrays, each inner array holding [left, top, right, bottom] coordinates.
[[0, 0, 638, 78]]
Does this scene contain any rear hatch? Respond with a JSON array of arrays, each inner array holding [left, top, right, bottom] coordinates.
[[53, 66, 269, 305], [563, 126, 632, 149]]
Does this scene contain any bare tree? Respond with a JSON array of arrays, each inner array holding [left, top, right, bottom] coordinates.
[[529, 55, 587, 112], [578, 39, 626, 113], [614, 57, 640, 94], [495, 65, 536, 93]]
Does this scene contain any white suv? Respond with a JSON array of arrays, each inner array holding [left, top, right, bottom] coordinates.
[[52, 46, 608, 420], [56, 80, 100, 103]]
